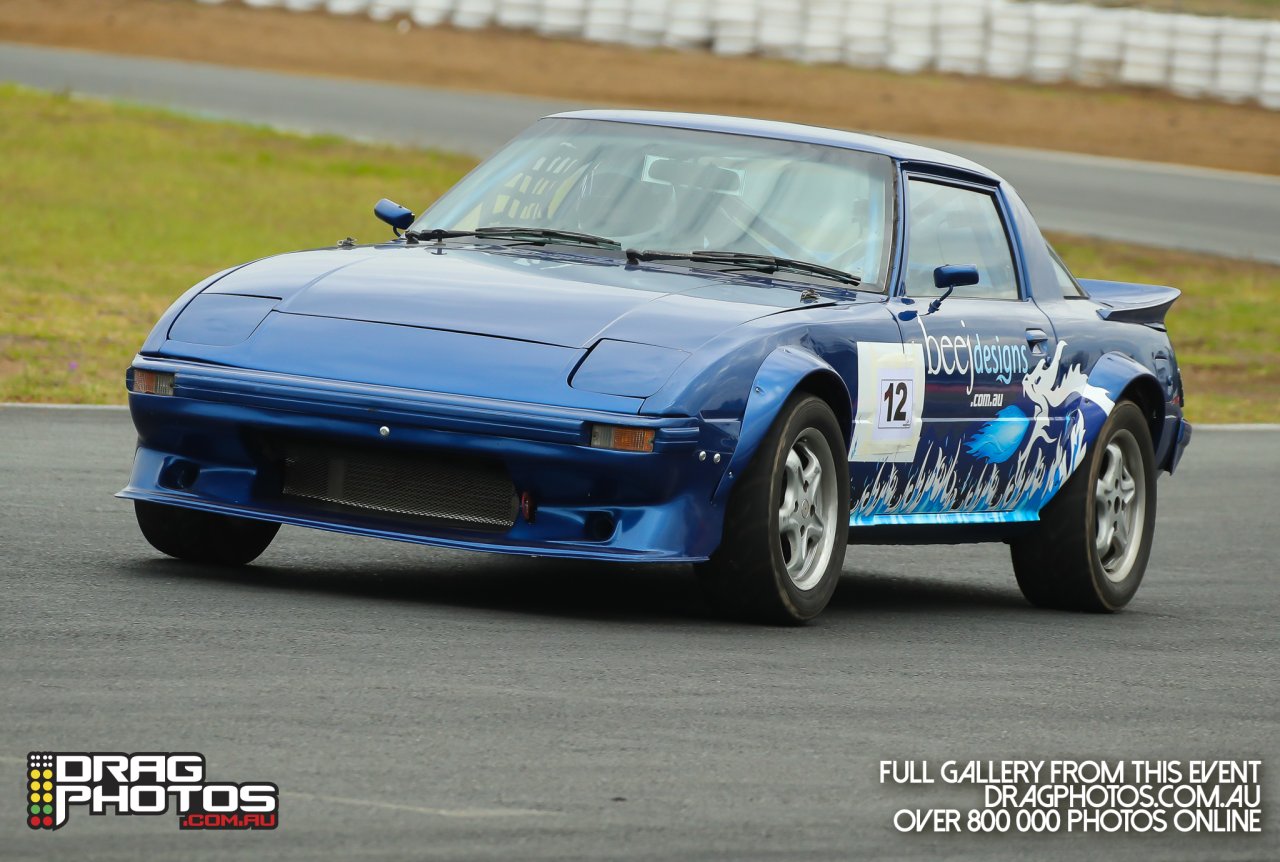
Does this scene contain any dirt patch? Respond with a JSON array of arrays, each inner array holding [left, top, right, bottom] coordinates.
[[4, 0, 1280, 175]]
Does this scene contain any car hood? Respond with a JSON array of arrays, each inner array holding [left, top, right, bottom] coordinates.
[[202, 243, 830, 352]]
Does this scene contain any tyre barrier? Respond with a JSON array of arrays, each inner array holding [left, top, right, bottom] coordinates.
[[206, 0, 1280, 110], [667, 1, 714, 50]]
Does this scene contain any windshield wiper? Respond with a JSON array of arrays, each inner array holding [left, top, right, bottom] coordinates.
[[626, 249, 861, 287], [404, 226, 621, 250], [475, 226, 621, 249]]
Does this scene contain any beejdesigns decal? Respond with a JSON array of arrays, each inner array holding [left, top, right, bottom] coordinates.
[[916, 316, 1031, 395], [24, 751, 278, 831], [851, 341, 1113, 526]]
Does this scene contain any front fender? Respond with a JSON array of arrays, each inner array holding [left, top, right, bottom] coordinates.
[[711, 347, 850, 505]]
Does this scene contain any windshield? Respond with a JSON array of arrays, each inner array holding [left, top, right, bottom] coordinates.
[[417, 118, 896, 290]]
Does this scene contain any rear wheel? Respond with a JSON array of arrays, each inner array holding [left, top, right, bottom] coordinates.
[[135, 501, 280, 566], [697, 394, 850, 624], [1010, 401, 1157, 611]]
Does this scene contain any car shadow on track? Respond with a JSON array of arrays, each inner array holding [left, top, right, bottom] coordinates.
[[120, 550, 1030, 627]]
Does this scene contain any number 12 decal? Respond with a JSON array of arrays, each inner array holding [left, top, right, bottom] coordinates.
[[878, 378, 913, 429]]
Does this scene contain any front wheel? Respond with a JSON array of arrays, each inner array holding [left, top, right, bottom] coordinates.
[[696, 394, 850, 624], [135, 501, 280, 566], [1010, 401, 1157, 611]]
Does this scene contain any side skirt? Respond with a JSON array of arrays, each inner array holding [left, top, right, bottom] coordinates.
[[847, 520, 1037, 545]]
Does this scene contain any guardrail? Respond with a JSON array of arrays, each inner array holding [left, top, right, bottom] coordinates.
[[202, 0, 1280, 110]]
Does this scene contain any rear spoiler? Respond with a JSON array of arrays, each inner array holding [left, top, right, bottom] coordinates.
[[1078, 279, 1181, 326]]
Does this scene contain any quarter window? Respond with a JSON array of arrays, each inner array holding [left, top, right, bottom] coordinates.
[[903, 180, 1018, 300], [1049, 245, 1087, 297]]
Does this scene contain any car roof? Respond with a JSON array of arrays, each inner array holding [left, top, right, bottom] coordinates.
[[547, 109, 1002, 183]]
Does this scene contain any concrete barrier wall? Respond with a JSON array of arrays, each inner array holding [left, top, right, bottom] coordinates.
[[201, 0, 1280, 110]]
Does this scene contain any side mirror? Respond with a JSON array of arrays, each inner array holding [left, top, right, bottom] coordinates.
[[933, 264, 980, 290], [374, 198, 416, 232], [927, 264, 980, 314]]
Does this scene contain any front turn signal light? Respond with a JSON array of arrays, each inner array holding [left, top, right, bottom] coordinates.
[[130, 369, 175, 396], [589, 424, 655, 453]]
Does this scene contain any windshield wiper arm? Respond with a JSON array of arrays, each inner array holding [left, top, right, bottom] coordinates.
[[626, 249, 861, 287], [404, 228, 477, 242], [404, 226, 621, 250]]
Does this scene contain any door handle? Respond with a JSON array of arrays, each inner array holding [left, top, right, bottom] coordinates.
[[1025, 328, 1050, 355]]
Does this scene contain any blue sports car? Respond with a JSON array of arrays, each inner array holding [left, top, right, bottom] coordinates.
[[121, 110, 1191, 623]]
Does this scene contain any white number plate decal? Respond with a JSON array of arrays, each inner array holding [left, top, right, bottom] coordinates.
[[849, 342, 925, 462]]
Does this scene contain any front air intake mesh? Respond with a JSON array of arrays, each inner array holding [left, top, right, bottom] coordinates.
[[279, 441, 516, 532]]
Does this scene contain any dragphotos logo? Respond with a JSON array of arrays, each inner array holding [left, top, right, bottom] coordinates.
[[25, 751, 278, 831]]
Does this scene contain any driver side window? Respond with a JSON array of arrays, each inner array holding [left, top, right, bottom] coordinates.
[[903, 180, 1018, 300]]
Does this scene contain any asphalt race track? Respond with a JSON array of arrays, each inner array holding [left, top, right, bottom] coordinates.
[[4, 42, 1280, 264], [2, 406, 1276, 860]]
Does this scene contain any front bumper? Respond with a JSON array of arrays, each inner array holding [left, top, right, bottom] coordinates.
[[119, 358, 734, 562]]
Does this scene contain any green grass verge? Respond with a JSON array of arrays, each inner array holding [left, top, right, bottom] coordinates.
[[1, 84, 1275, 422], [0, 85, 473, 404]]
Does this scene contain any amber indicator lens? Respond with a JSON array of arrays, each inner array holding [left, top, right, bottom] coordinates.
[[131, 369, 175, 396], [589, 425, 655, 453]]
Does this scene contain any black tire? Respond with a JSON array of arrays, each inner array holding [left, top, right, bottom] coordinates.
[[135, 501, 280, 566], [1010, 401, 1157, 612], [696, 394, 850, 624]]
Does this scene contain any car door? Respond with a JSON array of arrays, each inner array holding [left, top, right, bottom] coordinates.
[[876, 174, 1057, 520]]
